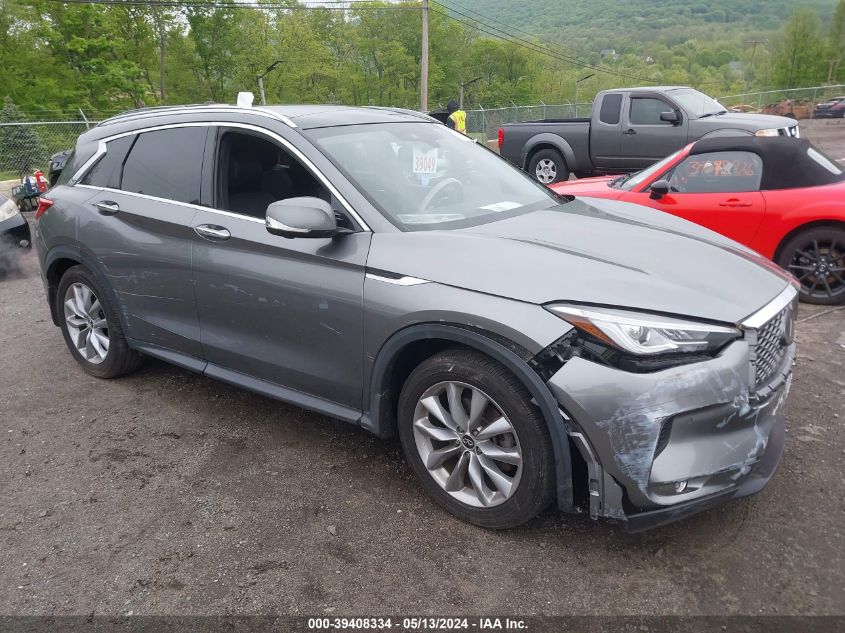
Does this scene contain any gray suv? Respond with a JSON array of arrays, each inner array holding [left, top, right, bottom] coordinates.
[[35, 103, 798, 530]]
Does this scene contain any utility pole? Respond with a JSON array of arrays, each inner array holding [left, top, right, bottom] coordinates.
[[459, 76, 482, 109], [421, 0, 429, 112], [257, 60, 282, 106]]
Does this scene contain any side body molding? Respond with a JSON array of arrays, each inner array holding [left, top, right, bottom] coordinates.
[[363, 323, 575, 513]]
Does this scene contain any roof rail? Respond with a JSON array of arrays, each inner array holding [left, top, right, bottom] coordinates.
[[96, 104, 296, 128]]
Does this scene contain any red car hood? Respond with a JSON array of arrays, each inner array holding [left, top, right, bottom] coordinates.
[[551, 175, 623, 198]]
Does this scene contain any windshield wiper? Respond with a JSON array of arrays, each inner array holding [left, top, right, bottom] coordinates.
[[699, 110, 728, 119], [610, 174, 631, 189]]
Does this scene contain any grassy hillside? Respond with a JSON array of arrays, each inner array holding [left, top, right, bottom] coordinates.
[[453, 0, 839, 55]]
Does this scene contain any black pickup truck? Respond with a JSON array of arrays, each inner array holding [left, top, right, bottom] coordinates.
[[498, 86, 799, 183]]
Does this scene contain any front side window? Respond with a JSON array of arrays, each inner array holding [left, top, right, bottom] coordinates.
[[121, 127, 206, 204], [215, 129, 331, 219], [306, 122, 559, 231], [667, 151, 763, 193], [81, 135, 135, 189], [630, 98, 674, 125]]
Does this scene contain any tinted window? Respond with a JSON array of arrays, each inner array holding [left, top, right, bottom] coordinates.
[[81, 135, 135, 189], [599, 94, 623, 125], [53, 151, 77, 187], [216, 130, 341, 223], [668, 151, 763, 193], [630, 98, 672, 125], [121, 127, 206, 204]]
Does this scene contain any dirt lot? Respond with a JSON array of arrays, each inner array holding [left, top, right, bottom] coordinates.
[[0, 235, 844, 618], [1, 120, 844, 619]]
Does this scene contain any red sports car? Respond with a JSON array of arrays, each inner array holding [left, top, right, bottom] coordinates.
[[551, 136, 845, 304]]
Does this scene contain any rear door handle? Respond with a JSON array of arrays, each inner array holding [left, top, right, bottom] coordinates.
[[194, 224, 231, 241], [623, 129, 637, 135], [95, 201, 120, 215]]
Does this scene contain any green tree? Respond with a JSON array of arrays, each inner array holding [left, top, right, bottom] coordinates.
[[771, 9, 827, 87]]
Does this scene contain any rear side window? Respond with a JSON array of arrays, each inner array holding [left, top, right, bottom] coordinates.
[[53, 151, 77, 187], [630, 98, 672, 125], [121, 127, 206, 204], [81, 136, 135, 189], [668, 151, 763, 193], [599, 94, 623, 125]]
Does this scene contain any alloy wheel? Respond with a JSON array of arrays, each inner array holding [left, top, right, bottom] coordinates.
[[412, 381, 523, 508], [534, 158, 557, 184], [787, 238, 845, 301], [63, 282, 110, 364]]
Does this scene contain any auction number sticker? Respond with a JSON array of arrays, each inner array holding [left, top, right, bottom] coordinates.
[[413, 147, 438, 174]]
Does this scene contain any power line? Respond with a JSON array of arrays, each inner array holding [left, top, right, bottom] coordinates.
[[438, 0, 575, 53], [42, 0, 420, 9], [430, 1, 655, 83]]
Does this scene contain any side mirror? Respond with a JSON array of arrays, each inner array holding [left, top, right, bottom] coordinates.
[[649, 179, 670, 200], [266, 197, 339, 239], [660, 111, 680, 124]]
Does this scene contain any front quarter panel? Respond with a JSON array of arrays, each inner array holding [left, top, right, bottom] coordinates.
[[362, 277, 571, 406]]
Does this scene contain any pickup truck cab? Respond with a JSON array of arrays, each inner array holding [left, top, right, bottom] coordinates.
[[499, 86, 799, 183]]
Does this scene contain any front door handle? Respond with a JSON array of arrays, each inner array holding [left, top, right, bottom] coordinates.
[[194, 224, 231, 241], [718, 199, 753, 208], [623, 129, 637, 135], [95, 201, 120, 215]]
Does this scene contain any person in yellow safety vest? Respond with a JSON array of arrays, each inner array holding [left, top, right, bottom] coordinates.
[[446, 99, 467, 135]]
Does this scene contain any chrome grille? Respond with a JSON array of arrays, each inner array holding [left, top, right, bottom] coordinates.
[[752, 304, 792, 388]]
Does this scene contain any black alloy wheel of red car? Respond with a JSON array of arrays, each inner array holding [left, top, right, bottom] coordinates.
[[778, 227, 845, 305]]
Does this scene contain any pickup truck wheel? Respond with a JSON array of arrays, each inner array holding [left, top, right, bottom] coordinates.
[[528, 149, 568, 184]]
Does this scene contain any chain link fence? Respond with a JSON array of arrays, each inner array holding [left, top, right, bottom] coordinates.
[[465, 103, 592, 143], [717, 84, 845, 119], [0, 120, 95, 180], [2, 87, 842, 180]]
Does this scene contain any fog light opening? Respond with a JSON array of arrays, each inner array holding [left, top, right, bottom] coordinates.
[[674, 480, 688, 494]]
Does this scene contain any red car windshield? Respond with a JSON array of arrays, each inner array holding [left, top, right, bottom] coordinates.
[[610, 149, 685, 191]]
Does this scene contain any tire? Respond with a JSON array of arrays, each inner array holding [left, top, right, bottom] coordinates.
[[776, 226, 845, 305], [397, 348, 555, 529], [57, 265, 143, 378], [528, 148, 569, 185]]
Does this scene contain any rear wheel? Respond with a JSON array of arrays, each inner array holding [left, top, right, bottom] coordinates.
[[776, 226, 845, 305], [397, 349, 555, 529], [57, 266, 143, 377], [528, 149, 569, 185]]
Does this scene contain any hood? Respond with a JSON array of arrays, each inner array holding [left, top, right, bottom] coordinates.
[[551, 175, 622, 198], [367, 197, 790, 324], [697, 111, 797, 131]]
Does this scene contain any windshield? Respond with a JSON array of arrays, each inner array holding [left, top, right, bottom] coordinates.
[[611, 149, 684, 191], [668, 88, 726, 118], [306, 122, 560, 230]]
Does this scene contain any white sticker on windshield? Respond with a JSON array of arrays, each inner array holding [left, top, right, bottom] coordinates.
[[413, 147, 438, 174], [480, 201, 522, 212]]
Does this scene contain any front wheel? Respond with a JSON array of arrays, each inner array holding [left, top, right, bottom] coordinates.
[[776, 226, 845, 304], [397, 349, 555, 529], [528, 149, 569, 185]]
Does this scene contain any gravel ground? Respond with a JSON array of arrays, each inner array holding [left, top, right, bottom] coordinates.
[[1, 121, 844, 618], [1, 237, 844, 618]]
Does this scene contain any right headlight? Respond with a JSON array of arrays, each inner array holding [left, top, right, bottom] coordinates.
[[0, 198, 20, 222], [545, 304, 740, 356], [754, 128, 781, 137]]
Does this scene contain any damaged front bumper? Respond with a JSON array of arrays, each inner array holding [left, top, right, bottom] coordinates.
[[547, 330, 794, 531]]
